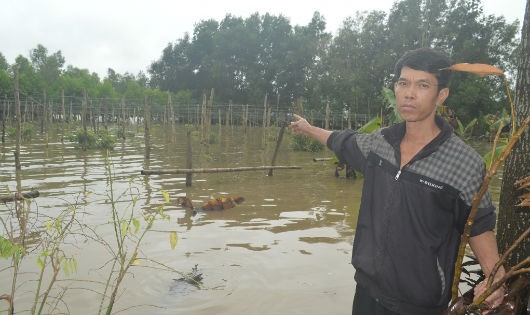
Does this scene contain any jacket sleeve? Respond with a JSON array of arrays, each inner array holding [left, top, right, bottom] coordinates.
[[326, 129, 368, 173], [470, 205, 496, 236], [466, 163, 497, 236]]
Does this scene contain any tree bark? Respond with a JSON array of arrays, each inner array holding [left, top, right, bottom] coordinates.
[[497, 0, 530, 268]]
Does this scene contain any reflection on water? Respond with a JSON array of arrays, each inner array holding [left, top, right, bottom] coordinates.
[[0, 125, 501, 315], [0, 125, 361, 315]]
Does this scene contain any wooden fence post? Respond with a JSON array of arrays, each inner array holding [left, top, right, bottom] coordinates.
[[14, 68, 21, 171], [325, 101, 330, 130], [268, 124, 286, 176], [262, 93, 268, 128], [61, 89, 66, 143], [82, 89, 88, 151], [1, 95, 6, 143], [186, 130, 192, 187], [144, 95, 151, 159]]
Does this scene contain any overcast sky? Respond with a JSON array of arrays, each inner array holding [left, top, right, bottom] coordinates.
[[1, 0, 526, 79]]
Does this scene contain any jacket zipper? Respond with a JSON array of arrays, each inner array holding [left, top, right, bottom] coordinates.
[[395, 160, 414, 181]]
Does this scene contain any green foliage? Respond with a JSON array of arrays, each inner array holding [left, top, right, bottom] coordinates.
[[454, 117, 478, 139], [358, 117, 382, 134], [208, 132, 217, 144], [381, 87, 402, 125], [483, 143, 508, 169], [68, 129, 117, 150], [0, 235, 24, 261], [484, 108, 511, 134], [6, 122, 35, 142], [0, 68, 10, 97], [100, 156, 173, 315], [3, 0, 520, 122], [290, 134, 324, 152]]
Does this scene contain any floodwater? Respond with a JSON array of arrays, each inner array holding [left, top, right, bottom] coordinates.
[[1, 124, 364, 315]]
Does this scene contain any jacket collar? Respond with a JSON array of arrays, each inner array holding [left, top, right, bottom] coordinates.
[[381, 115, 454, 163]]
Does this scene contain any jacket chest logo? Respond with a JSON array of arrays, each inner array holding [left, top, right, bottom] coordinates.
[[419, 178, 444, 190]]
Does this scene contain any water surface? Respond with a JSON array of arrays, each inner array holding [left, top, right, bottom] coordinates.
[[1, 124, 363, 315]]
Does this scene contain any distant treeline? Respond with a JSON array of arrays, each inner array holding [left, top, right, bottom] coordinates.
[[0, 0, 521, 124]]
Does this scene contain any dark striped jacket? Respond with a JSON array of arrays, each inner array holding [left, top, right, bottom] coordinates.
[[327, 115, 495, 315]]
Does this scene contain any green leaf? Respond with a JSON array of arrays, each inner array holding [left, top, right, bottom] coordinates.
[[46, 220, 53, 232], [484, 145, 506, 169], [132, 218, 140, 234], [37, 257, 44, 269], [62, 260, 69, 276], [121, 221, 128, 236], [358, 117, 382, 134], [169, 231, 178, 250], [162, 190, 170, 203]]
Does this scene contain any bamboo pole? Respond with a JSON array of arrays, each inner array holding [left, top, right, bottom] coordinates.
[[103, 100, 108, 131], [144, 95, 151, 159], [119, 97, 125, 139], [68, 100, 72, 130], [48, 99, 53, 130], [90, 100, 96, 132], [262, 93, 268, 128], [200, 94, 206, 141], [61, 89, 65, 143], [275, 94, 280, 126], [2, 95, 6, 143], [186, 130, 192, 187], [169, 93, 176, 139], [82, 89, 88, 151], [325, 101, 330, 129], [313, 157, 333, 162], [41, 90, 46, 134], [226, 100, 232, 127], [268, 125, 286, 176], [142, 165, 301, 175], [206, 88, 214, 149], [23, 98, 28, 123], [14, 69, 21, 172]]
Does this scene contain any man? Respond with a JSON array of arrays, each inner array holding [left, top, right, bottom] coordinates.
[[290, 48, 504, 315]]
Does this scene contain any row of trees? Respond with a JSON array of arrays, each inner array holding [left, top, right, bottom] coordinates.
[[148, 0, 521, 122], [0, 0, 522, 124]]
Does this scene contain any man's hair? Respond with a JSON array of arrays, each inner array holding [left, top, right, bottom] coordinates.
[[394, 48, 452, 90]]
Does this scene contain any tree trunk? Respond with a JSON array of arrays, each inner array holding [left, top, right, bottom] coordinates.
[[497, 0, 530, 268]]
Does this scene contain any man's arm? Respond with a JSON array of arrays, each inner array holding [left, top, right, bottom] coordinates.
[[468, 230, 505, 310], [290, 114, 332, 145]]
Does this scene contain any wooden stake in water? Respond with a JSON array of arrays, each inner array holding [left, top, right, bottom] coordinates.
[[186, 130, 193, 187], [144, 95, 151, 159], [14, 68, 21, 172], [268, 125, 286, 176]]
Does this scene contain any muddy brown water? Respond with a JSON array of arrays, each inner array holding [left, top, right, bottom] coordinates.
[[1, 124, 367, 315], [0, 124, 502, 315]]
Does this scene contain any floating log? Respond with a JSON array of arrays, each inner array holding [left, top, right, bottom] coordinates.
[[1, 190, 40, 203], [313, 157, 333, 162], [141, 165, 301, 175]]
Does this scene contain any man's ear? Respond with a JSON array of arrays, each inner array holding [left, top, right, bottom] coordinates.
[[436, 88, 449, 105]]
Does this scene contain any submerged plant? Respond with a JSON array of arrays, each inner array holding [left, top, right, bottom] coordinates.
[[6, 122, 34, 142], [68, 129, 117, 150], [94, 153, 175, 315], [290, 134, 324, 152]]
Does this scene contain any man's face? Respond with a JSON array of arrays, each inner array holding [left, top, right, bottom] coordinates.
[[394, 66, 449, 123]]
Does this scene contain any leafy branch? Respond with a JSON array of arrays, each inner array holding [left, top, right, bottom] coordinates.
[[449, 116, 530, 312]]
